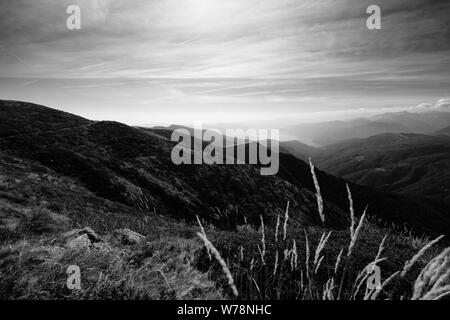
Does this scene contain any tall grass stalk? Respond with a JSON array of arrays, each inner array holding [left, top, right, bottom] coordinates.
[[197, 232, 238, 297], [400, 235, 444, 278], [346, 184, 355, 238], [275, 215, 280, 243], [309, 158, 324, 224], [260, 215, 266, 263], [196, 215, 211, 260], [283, 201, 290, 240], [199, 161, 450, 300], [337, 185, 368, 299], [412, 247, 450, 299]]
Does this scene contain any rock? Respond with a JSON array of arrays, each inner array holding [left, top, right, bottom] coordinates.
[[66, 234, 91, 250], [114, 228, 145, 245], [62, 227, 102, 244], [62, 227, 102, 250]]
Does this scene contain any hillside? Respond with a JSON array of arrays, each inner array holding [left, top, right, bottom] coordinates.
[[279, 140, 320, 162], [1, 100, 450, 300], [2, 101, 450, 236], [433, 125, 450, 136], [312, 133, 450, 203], [1, 146, 443, 300], [0, 100, 347, 231], [150, 128, 450, 237]]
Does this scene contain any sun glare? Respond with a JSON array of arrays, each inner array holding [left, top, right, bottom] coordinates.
[[176, 0, 247, 33]]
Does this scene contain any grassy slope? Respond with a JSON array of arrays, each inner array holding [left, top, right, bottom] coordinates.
[[0, 100, 348, 230], [314, 133, 450, 203], [0, 151, 222, 299], [0, 101, 449, 300], [0, 150, 441, 300]]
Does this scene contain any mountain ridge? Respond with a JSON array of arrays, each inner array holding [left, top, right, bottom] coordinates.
[[282, 111, 450, 146], [1, 100, 450, 237], [304, 132, 450, 204], [0, 100, 348, 231]]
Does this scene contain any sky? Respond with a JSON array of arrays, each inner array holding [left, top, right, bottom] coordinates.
[[0, 0, 449, 126]]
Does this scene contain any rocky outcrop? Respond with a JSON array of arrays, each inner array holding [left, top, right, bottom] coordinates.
[[113, 228, 145, 245], [62, 227, 103, 249]]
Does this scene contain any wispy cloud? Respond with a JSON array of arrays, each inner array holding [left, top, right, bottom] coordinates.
[[0, 0, 448, 125]]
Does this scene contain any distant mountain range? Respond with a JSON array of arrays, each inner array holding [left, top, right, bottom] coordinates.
[[2, 100, 450, 237], [279, 140, 320, 162], [434, 125, 450, 136], [311, 133, 450, 204], [280, 131, 450, 204], [282, 111, 450, 146]]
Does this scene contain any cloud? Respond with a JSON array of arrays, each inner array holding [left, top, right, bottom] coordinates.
[[436, 98, 450, 109], [403, 98, 450, 113], [1, 0, 449, 80], [0, 0, 449, 125]]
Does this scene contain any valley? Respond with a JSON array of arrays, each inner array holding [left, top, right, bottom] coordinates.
[[1, 100, 450, 300]]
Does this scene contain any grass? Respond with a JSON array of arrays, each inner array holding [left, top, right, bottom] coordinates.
[[192, 161, 450, 300], [0, 152, 220, 300], [0, 237, 222, 300], [1, 151, 449, 300], [197, 208, 448, 300]]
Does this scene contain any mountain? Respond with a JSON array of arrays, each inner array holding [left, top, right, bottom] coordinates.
[[312, 133, 450, 203], [433, 125, 450, 136], [371, 111, 450, 133], [282, 111, 450, 146], [2, 100, 450, 300], [282, 118, 408, 146], [0, 100, 347, 231], [279, 140, 320, 162], [2, 101, 450, 237]]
